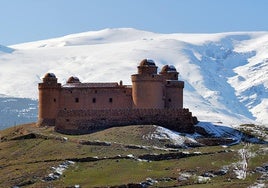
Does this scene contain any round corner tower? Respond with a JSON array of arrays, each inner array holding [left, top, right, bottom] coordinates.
[[131, 59, 164, 109], [38, 73, 61, 126]]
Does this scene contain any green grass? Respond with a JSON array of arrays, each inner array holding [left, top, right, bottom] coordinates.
[[62, 159, 173, 186]]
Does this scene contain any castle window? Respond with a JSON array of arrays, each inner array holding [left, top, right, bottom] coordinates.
[[168, 98, 172, 102], [92, 98, 96, 103], [53, 98, 56, 102], [66, 119, 70, 122], [109, 98, 113, 103], [95, 90, 97, 93], [75, 98, 79, 103]]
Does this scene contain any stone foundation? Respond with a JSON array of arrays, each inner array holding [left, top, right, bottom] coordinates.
[[37, 118, 56, 127], [55, 108, 197, 134]]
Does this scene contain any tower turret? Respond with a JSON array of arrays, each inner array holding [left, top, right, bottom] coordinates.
[[38, 73, 61, 126], [131, 59, 164, 109], [160, 65, 179, 80], [137, 59, 158, 75]]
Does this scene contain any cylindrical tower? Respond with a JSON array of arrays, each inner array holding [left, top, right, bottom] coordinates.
[[131, 59, 164, 109], [38, 73, 61, 126]]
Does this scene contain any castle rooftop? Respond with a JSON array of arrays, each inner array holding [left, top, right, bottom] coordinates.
[[62, 82, 121, 88]]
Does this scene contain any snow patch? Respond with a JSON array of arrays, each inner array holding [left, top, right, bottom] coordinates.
[[148, 125, 198, 147]]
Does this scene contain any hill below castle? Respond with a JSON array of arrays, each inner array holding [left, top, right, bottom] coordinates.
[[0, 28, 268, 129], [0, 123, 267, 187]]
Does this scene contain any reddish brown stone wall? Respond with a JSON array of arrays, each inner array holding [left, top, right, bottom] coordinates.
[[59, 87, 132, 110], [55, 108, 196, 134]]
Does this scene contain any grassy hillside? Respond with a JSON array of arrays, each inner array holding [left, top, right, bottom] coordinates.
[[0, 123, 267, 187]]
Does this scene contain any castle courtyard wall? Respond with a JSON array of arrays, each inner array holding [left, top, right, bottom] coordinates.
[[55, 108, 196, 134]]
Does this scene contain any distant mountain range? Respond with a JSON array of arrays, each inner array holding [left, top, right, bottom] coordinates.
[[1, 28, 267, 129]]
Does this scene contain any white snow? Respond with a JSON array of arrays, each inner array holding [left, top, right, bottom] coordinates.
[[234, 148, 248, 180], [196, 122, 243, 140], [0, 28, 268, 127], [232, 145, 256, 180], [149, 125, 198, 146]]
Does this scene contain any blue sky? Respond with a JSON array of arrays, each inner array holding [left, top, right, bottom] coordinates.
[[1, 0, 268, 45]]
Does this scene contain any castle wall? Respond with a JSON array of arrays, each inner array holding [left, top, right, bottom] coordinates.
[[59, 87, 132, 110], [55, 108, 196, 134]]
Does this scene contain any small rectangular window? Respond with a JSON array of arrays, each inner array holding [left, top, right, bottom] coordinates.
[[109, 98, 113, 103], [53, 98, 56, 102], [75, 98, 79, 103], [92, 98, 96, 103], [168, 98, 171, 102]]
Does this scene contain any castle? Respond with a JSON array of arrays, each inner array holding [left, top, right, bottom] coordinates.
[[38, 59, 197, 134]]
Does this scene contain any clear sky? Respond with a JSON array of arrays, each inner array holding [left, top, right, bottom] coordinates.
[[1, 0, 268, 45]]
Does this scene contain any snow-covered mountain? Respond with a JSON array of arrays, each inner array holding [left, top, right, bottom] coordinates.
[[1, 28, 268, 129]]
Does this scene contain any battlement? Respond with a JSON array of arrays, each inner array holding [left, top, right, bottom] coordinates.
[[166, 80, 184, 88], [131, 74, 163, 82], [38, 83, 62, 89]]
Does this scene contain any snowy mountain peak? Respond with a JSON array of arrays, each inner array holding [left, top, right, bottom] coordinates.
[[1, 28, 268, 127], [11, 28, 157, 49]]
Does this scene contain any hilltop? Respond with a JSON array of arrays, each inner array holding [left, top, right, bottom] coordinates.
[[0, 123, 267, 187], [0, 28, 268, 129]]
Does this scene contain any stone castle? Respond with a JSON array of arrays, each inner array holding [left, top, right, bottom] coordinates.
[[38, 59, 197, 134]]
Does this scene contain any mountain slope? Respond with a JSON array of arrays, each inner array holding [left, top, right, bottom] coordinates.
[[0, 96, 37, 129], [1, 28, 268, 128]]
